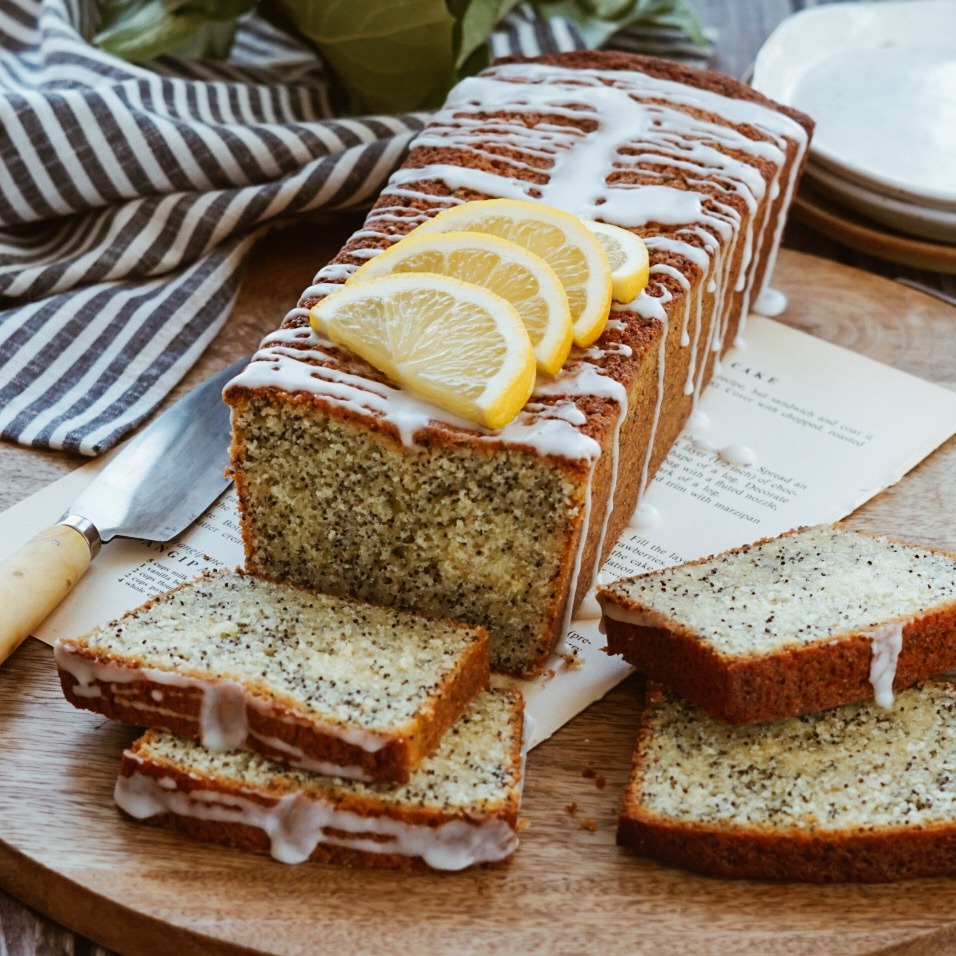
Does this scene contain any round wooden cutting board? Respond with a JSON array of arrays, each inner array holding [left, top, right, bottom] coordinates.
[[1, 238, 955, 956]]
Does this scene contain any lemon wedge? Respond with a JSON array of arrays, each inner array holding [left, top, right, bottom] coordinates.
[[310, 273, 536, 430], [411, 199, 612, 348], [586, 221, 651, 303], [348, 231, 573, 376]]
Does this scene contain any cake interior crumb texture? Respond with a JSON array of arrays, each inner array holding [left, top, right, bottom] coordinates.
[[79, 572, 485, 731], [137, 689, 521, 812], [605, 526, 956, 658], [632, 684, 956, 831], [234, 401, 583, 676]]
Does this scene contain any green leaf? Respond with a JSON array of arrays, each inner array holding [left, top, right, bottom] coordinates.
[[531, 0, 707, 49], [454, 0, 522, 68], [93, 0, 706, 114], [269, 0, 461, 114], [94, 0, 254, 61]]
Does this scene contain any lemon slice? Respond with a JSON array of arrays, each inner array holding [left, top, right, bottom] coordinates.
[[410, 199, 612, 348], [348, 231, 573, 375], [310, 273, 535, 430], [586, 221, 651, 303]]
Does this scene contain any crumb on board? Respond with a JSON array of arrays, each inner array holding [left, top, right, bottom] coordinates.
[[581, 763, 606, 789], [561, 649, 583, 669]]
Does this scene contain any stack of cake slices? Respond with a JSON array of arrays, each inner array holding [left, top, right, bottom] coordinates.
[[54, 570, 526, 871], [598, 523, 956, 882]]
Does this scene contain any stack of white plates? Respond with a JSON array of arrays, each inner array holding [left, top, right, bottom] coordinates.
[[752, 0, 956, 256]]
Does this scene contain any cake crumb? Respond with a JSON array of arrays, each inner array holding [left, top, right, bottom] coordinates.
[[562, 649, 583, 669], [580, 818, 598, 832], [565, 802, 578, 816]]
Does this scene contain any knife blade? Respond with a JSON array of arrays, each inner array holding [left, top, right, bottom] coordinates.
[[0, 357, 247, 666]]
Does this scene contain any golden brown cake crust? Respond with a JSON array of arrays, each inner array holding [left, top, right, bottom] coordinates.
[[617, 685, 956, 883], [116, 808, 515, 871], [115, 691, 525, 870], [605, 608, 956, 725], [602, 527, 956, 724], [617, 808, 956, 883], [56, 570, 491, 785]]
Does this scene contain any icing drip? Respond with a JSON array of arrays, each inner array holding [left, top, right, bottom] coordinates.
[[574, 590, 602, 621], [868, 621, 904, 709], [753, 287, 788, 317], [54, 641, 391, 778], [115, 764, 516, 870], [686, 408, 711, 432], [628, 502, 661, 530], [574, 571, 615, 622], [717, 444, 757, 467]]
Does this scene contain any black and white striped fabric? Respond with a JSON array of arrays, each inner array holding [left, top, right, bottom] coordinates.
[[0, 0, 707, 456]]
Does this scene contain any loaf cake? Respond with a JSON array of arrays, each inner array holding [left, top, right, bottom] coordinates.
[[56, 570, 489, 784], [115, 688, 525, 871], [224, 51, 813, 676], [599, 525, 956, 723], [618, 682, 956, 882]]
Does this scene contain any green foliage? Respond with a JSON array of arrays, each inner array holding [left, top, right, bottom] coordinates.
[[532, 0, 707, 47], [93, 0, 704, 112], [271, 0, 461, 113], [95, 0, 255, 62]]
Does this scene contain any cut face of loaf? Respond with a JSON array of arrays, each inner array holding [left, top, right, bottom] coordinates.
[[599, 524, 956, 723], [619, 682, 956, 882], [55, 570, 489, 784], [115, 689, 525, 871], [225, 51, 813, 677]]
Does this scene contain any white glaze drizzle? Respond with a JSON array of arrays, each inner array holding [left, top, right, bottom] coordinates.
[[686, 408, 711, 432], [227, 58, 808, 612], [753, 286, 788, 317], [115, 710, 531, 871], [114, 764, 516, 870], [601, 602, 908, 713], [717, 444, 758, 467], [867, 621, 904, 709], [628, 502, 662, 531], [55, 641, 391, 776]]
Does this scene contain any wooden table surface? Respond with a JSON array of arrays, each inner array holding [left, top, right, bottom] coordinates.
[[2, 1, 955, 953], [2, 239, 956, 956]]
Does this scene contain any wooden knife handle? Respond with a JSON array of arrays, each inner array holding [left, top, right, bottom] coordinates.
[[0, 524, 93, 666]]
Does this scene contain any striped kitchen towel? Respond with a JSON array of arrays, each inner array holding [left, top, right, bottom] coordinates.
[[0, 0, 709, 456]]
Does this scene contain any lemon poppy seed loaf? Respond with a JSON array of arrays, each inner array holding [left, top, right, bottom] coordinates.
[[225, 52, 813, 676], [56, 570, 489, 784], [115, 688, 525, 871], [599, 525, 956, 723], [619, 683, 956, 882]]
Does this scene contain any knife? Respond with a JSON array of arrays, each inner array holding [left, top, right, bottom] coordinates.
[[0, 357, 246, 666]]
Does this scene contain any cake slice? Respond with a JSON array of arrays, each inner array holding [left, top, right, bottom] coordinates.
[[618, 682, 956, 882], [115, 689, 525, 871], [224, 51, 813, 677], [55, 570, 489, 784], [599, 525, 956, 723]]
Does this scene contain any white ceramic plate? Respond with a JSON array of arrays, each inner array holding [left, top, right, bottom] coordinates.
[[752, 0, 956, 207], [803, 162, 956, 243]]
